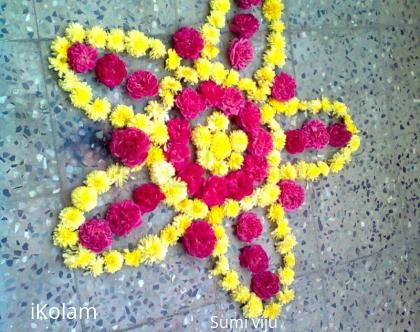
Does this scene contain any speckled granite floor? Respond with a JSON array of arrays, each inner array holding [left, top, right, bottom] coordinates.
[[0, 1, 419, 331]]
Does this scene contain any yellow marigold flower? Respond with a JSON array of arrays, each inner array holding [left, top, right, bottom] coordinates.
[[128, 113, 151, 133], [263, 303, 282, 319], [255, 66, 275, 84], [103, 250, 124, 273], [70, 83, 92, 108], [263, 0, 284, 21], [304, 163, 320, 181], [267, 150, 281, 167], [295, 160, 308, 179], [211, 132, 231, 160], [166, 48, 181, 71], [228, 152, 244, 170], [197, 149, 216, 170], [86, 26, 107, 48], [321, 97, 331, 111], [125, 30, 149, 57], [202, 23, 220, 44], [264, 47, 286, 67], [58, 72, 79, 91], [123, 249, 143, 267], [224, 199, 240, 218], [85, 98, 111, 121], [110, 105, 134, 128], [213, 236, 228, 256], [173, 214, 192, 233], [150, 161, 175, 185], [279, 267, 295, 286], [211, 62, 228, 84], [343, 114, 359, 134], [272, 130, 286, 150], [212, 160, 229, 176], [207, 111, 229, 132], [145, 101, 166, 121], [213, 225, 225, 240], [106, 164, 130, 187], [211, 0, 230, 14], [176, 66, 199, 84], [51, 36, 70, 59], [59, 207, 84, 230], [220, 270, 240, 291], [330, 153, 346, 173], [272, 220, 290, 240], [162, 179, 188, 206], [160, 76, 182, 92], [260, 103, 276, 123], [146, 145, 165, 166], [71, 186, 97, 212], [160, 89, 175, 108], [160, 225, 181, 246], [224, 69, 240, 87], [107, 28, 125, 52], [232, 285, 251, 304], [187, 199, 209, 219], [267, 32, 285, 50], [149, 120, 169, 145], [194, 58, 212, 81], [202, 42, 219, 59], [139, 235, 168, 264], [89, 257, 104, 277], [267, 166, 281, 184], [174, 198, 192, 213], [85, 170, 111, 194], [243, 294, 263, 318], [74, 247, 95, 268], [192, 126, 212, 149], [207, 206, 225, 225], [348, 135, 361, 152], [258, 184, 280, 207], [271, 20, 285, 32], [53, 225, 78, 248], [317, 161, 330, 177], [65, 22, 85, 43], [229, 130, 248, 152], [210, 256, 229, 276], [284, 252, 296, 268], [240, 195, 256, 211], [283, 97, 299, 116], [280, 163, 297, 180], [149, 38, 166, 59], [208, 10, 226, 28], [237, 77, 256, 92], [277, 288, 295, 304], [277, 234, 297, 254], [49, 56, 69, 76], [308, 99, 322, 113], [333, 101, 348, 116], [268, 203, 285, 223]]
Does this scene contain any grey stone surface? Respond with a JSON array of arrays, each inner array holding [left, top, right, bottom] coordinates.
[[0, 1, 418, 331]]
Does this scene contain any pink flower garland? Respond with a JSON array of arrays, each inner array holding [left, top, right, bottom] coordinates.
[[228, 38, 254, 70], [173, 27, 204, 60], [67, 42, 98, 73], [183, 221, 216, 258], [95, 53, 127, 88], [126, 70, 159, 99], [109, 128, 150, 167], [235, 212, 263, 243], [106, 200, 142, 237], [79, 218, 113, 253]]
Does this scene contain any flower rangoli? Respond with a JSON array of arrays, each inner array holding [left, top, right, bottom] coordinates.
[[49, 0, 360, 319]]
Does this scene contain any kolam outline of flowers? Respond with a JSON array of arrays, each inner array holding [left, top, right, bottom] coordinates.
[[49, 0, 361, 319]]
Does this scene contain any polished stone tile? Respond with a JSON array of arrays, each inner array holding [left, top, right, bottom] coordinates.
[[125, 303, 218, 332], [34, 0, 178, 38], [324, 244, 415, 331], [0, 0, 37, 40], [381, 25, 420, 135], [393, 132, 419, 242], [0, 41, 45, 96], [377, 0, 420, 25], [0, 93, 60, 200], [0, 195, 81, 332], [284, 0, 378, 29]]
